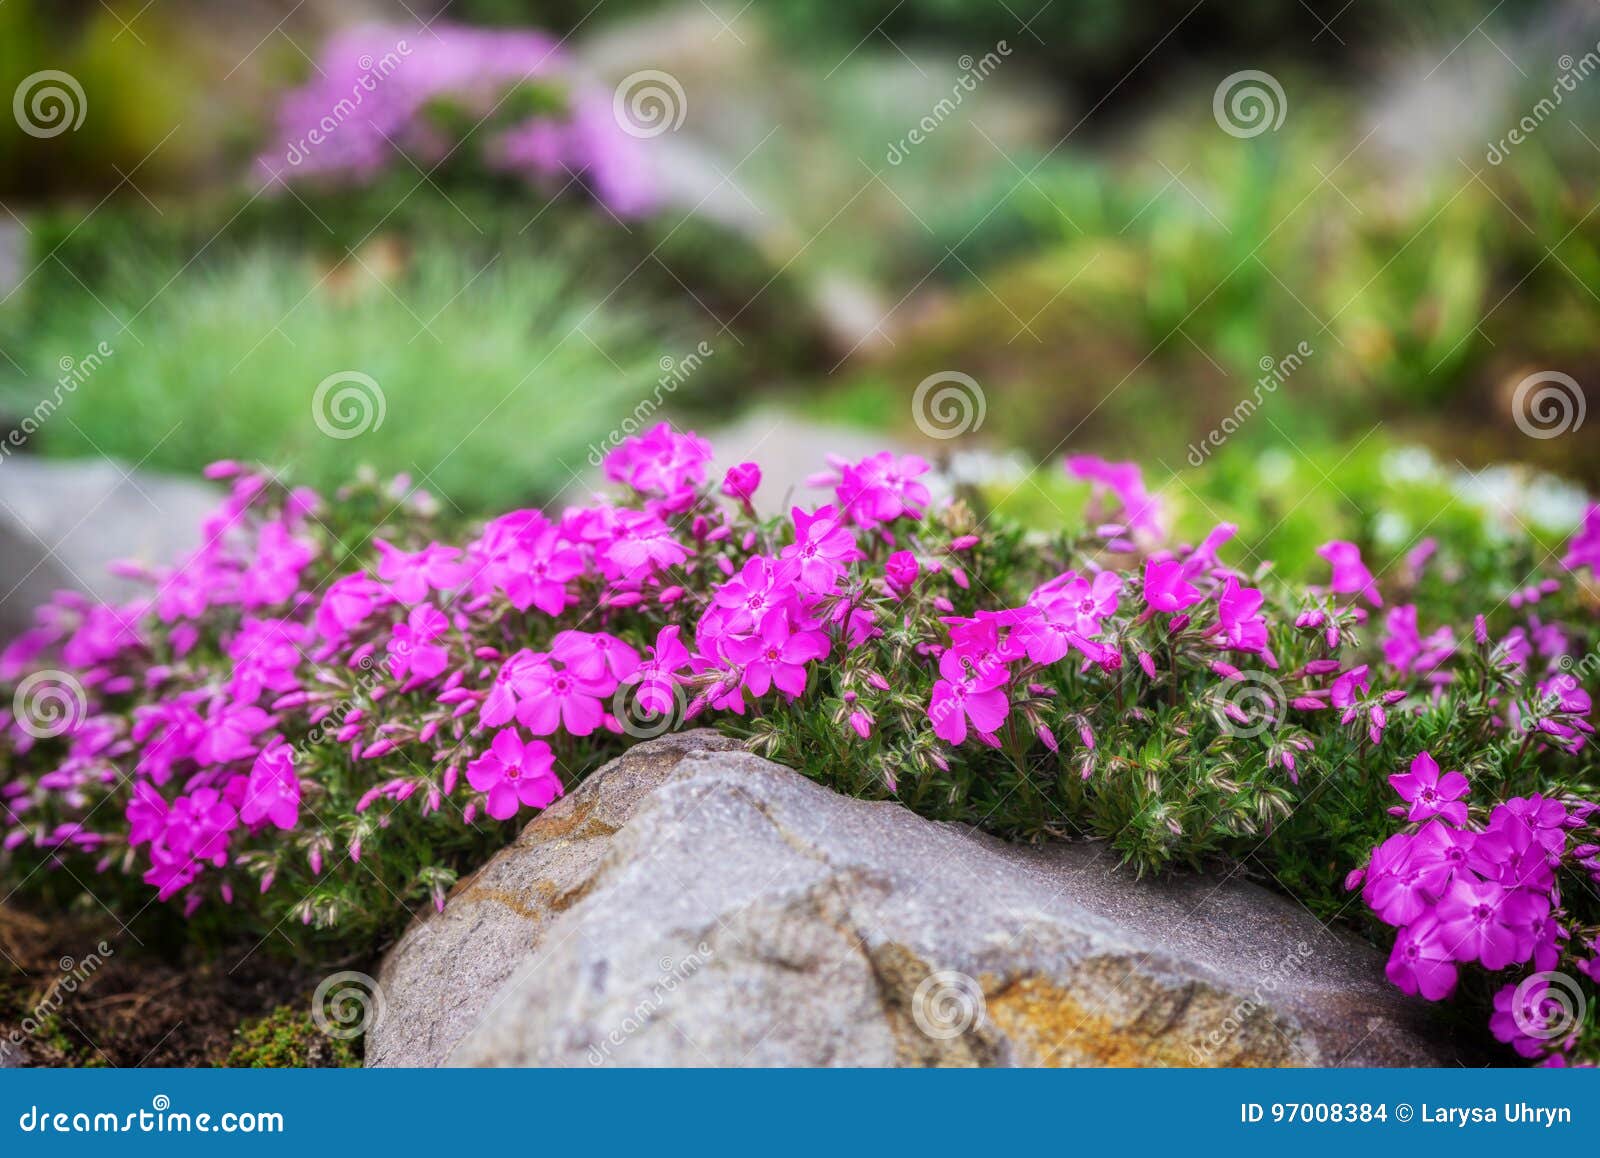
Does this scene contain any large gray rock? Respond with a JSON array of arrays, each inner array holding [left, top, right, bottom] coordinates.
[[369, 732, 1472, 1068], [0, 457, 215, 639]]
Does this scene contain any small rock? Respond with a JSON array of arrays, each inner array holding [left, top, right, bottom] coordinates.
[[0, 457, 215, 640], [370, 733, 1474, 1068]]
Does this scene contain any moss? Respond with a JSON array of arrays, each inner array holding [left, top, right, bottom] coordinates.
[[224, 1006, 360, 1069]]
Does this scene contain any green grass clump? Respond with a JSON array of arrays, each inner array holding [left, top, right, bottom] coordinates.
[[1, 240, 685, 512]]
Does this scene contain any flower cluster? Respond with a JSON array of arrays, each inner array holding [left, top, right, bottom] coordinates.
[[258, 23, 657, 217], [1, 429, 1597, 1063], [1358, 750, 1600, 1063]]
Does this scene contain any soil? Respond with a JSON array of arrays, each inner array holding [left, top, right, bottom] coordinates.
[[0, 902, 364, 1067]]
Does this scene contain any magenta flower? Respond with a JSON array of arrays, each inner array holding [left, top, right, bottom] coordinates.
[[550, 630, 640, 689], [514, 659, 610, 737], [315, 572, 384, 640], [1035, 569, 1121, 635], [1142, 558, 1201, 613], [723, 610, 830, 698], [1562, 502, 1600, 572], [388, 604, 451, 682], [1380, 605, 1454, 679], [603, 422, 712, 509], [1490, 981, 1571, 1059], [884, 550, 919, 598], [782, 505, 862, 593], [721, 462, 761, 504], [375, 539, 467, 603], [1316, 540, 1381, 606], [240, 737, 301, 831], [1434, 876, 1546, 970], [466, 728, 561, 820], [1215, 576, 1270, 656], [1385, 917, 1459, 1000], [1066, 455, 1163, 537], [928, 650, 1010, 745], [1389, 751, 1470, 825], [626, 625, 695, 718], [825, 452, 932, 528]]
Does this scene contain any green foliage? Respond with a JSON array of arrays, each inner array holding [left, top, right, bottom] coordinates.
[[0, 238, 677, 512], [225, 1006, 360, 1069]]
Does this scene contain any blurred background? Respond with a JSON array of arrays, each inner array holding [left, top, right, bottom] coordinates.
[[1, 0, 1597, 615]]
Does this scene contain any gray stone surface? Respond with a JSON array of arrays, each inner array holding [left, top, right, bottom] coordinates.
[[0, 457, 216, 639], [370, 732, 1472, 1068]]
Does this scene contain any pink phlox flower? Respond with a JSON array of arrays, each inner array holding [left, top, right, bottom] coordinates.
[[884, 550, 919, 598], [131, 697, 208, 784], [1385, 916, 1458, 1001], [598, 508, 691, 582], [61, 603, 144, 669], [314, 572, 386, 640], [1034, 569, 1121, 636], [603, 422, 712, 511], [1434, 875, 1547, 970], [238, 521, 314, 608], [1179, 523, 1237, 579], [227, 617, 311, 704], [387, 604, 451, 682], [1065, 455, 1163, 537], [928, 647, 1010, 746], [712, 555, 793, 634], [723, 608, 830, 698], [1389, 750, 1470, 825], [623, 625, 695, 719], [1316, 540, 1382, 606], [1380, 604, 1455, 680], [1561, 502, 1600, 572], [1491, 981, 1574, 1059], [375, 538, 468, 603], [1142, 558, 1202, 613], [466, 728, 561, 819], [514, 657, 611, 737], [192, 701, 274, 767], [551, 630, 641, 689], [1215, 576, 1271, 658], [823, 451, 932, 528], [781, 505, 862, 593], [721, 462, 761, 504], [240, 736, 301, 831]]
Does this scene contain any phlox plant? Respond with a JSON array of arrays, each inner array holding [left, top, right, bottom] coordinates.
[[2, 425, 1599, 1064]]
